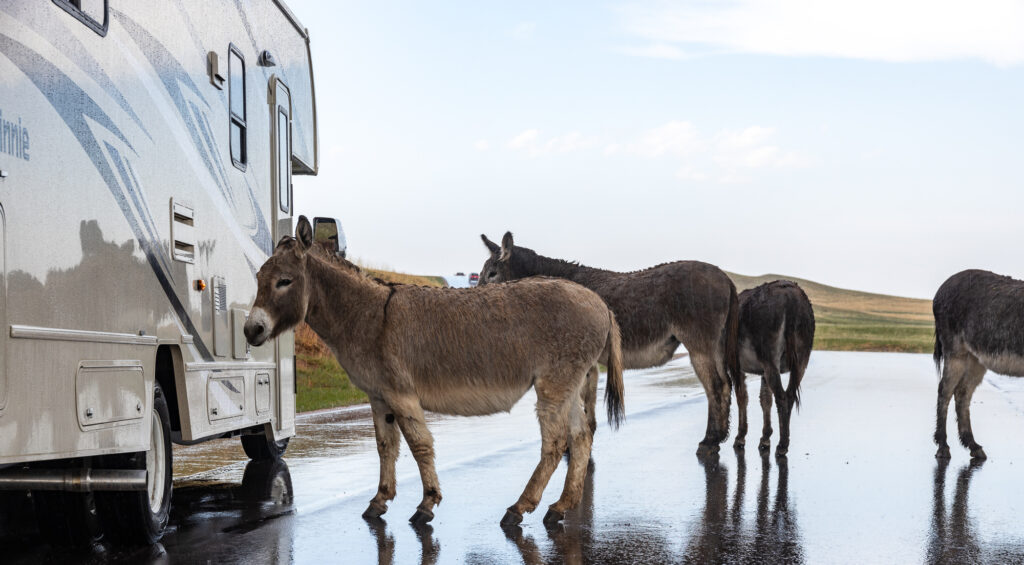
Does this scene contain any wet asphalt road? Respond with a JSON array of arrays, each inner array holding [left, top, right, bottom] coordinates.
[[6, 351, 1024, 564]]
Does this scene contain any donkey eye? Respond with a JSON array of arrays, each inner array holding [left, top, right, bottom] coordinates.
[[276, 278, 292, 289]]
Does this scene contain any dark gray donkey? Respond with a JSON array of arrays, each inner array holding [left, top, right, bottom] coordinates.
[[933, 269, 1024, 460], [735, 280, 815, 457], [480, 232, 741, 455]]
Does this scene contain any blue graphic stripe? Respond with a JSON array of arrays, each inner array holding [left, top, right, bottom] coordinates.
[[0, 32, 214, 361]]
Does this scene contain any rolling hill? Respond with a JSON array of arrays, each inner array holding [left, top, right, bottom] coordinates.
[[728, 272, 934, 353]]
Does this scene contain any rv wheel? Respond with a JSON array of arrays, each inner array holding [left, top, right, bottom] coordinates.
[[241, 431, 290, 461], [95, 384, 173, 545]]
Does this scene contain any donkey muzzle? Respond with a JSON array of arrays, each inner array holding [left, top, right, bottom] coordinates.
[[244, 308, 272, 346]]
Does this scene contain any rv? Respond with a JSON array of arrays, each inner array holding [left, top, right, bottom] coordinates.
[[0, 0, 322, 545]]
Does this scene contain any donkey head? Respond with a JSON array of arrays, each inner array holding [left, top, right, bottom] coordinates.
[[478, 232, 515, 286], [244, 216, 316, 346]]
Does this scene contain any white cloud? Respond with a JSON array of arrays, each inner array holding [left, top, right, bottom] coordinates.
[[713, 126, 809, 170], [625, 122, 809, 182], [474, 139, 490, 151], [620, 0, 1024, 66], [631, 121, 701, 158], [505, 122, 807, 181], [508, 129, 540, 150], [507, 129, 600, 157]]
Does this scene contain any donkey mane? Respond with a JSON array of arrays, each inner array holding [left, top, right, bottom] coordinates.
[[294, 238, 411, 290], [512, 244, 694, 277]]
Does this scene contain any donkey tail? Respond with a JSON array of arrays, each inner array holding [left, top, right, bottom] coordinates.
[[933, 332, 943, 377], [604, 311, 625, 430], [725, 284, 743, 393], [784, 318, 804, 411]]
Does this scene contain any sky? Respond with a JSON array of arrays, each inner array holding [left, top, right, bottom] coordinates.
[[288, 0, 1024, 299]]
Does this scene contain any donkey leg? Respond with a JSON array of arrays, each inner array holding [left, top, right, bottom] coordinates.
[[546, 399, 593, 525], [503, 395, 569, 526], [763, 363, 790, 457], [389, 397, 442, 523], [691, 353, 726, 455], [363, 397, 401, 519], [954, 356, 987, 460], [734, 370, 749, 450], [935, 356, 966, 459], [582, 366, 599, 439], [758, 376, 773, 453]]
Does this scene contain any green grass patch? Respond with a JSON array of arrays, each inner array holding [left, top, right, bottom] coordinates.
[[296, 353, 367, 413], [812, 305, 934, 353]]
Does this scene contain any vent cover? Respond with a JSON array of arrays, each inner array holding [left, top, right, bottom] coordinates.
[[214, 281, 227, 312], [171, 200, 195, 263], [212, 276, 229, 356]]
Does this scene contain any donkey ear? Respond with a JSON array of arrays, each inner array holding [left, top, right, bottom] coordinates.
[[296, 215, 313, 251], [498, 231, 514, 262], [481, 234, 500, 255]]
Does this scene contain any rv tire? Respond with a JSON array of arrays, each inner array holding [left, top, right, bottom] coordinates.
[[95, 384, 173, 545], [241, 432, 290, 461]]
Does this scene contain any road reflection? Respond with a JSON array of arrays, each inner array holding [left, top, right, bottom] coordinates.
[[164, 458, 295, 562], [365, 516, 441, 565], [682, 451, 802, 564], [500, 467, 596, 565], [925, 459, 1005, 564]]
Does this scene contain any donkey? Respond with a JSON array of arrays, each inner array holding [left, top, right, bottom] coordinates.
[[933, 269, 1024, 460], [245, 217, 625, 526], [734, 280, 815, 457], [480, 232, 741, 455]]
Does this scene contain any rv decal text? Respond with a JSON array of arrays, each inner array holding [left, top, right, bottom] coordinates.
[[0, 108, 30, 161]]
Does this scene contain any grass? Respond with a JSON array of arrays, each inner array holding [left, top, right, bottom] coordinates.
[[294, 266, 445, 413], [295, 324, 367, 412], [362, 268, 447, 287], [728, 272, 934, 353]]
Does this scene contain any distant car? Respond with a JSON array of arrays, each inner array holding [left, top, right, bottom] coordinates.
[[469, 273, 480, 286], [445, 274, 470, 288]]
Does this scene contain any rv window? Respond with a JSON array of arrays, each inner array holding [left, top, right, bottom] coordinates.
[[53, 0, 108, 36], [277, 109, 290, 213], [228, 46, 247, 170]]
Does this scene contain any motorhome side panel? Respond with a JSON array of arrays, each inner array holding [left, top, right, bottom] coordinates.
[[0, 1, 314, 464]]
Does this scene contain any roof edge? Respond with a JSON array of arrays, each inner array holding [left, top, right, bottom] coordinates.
[[272, 0, 308, 39]]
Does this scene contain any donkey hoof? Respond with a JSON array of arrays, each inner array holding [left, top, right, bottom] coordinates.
[[696, 443, 720, 457], [970, 447, 987, 461], [543, 508, 565, 526], [363, 502, 387, 520], [500, 508, 524, 527], [409, 508, 434, 524], [935, 446, 951, 460]]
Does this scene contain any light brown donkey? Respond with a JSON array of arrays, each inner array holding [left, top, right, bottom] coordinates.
[[244, 217, 625, 527]]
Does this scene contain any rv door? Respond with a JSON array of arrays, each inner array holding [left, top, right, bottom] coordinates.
[[270, 77, 295, 436]]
